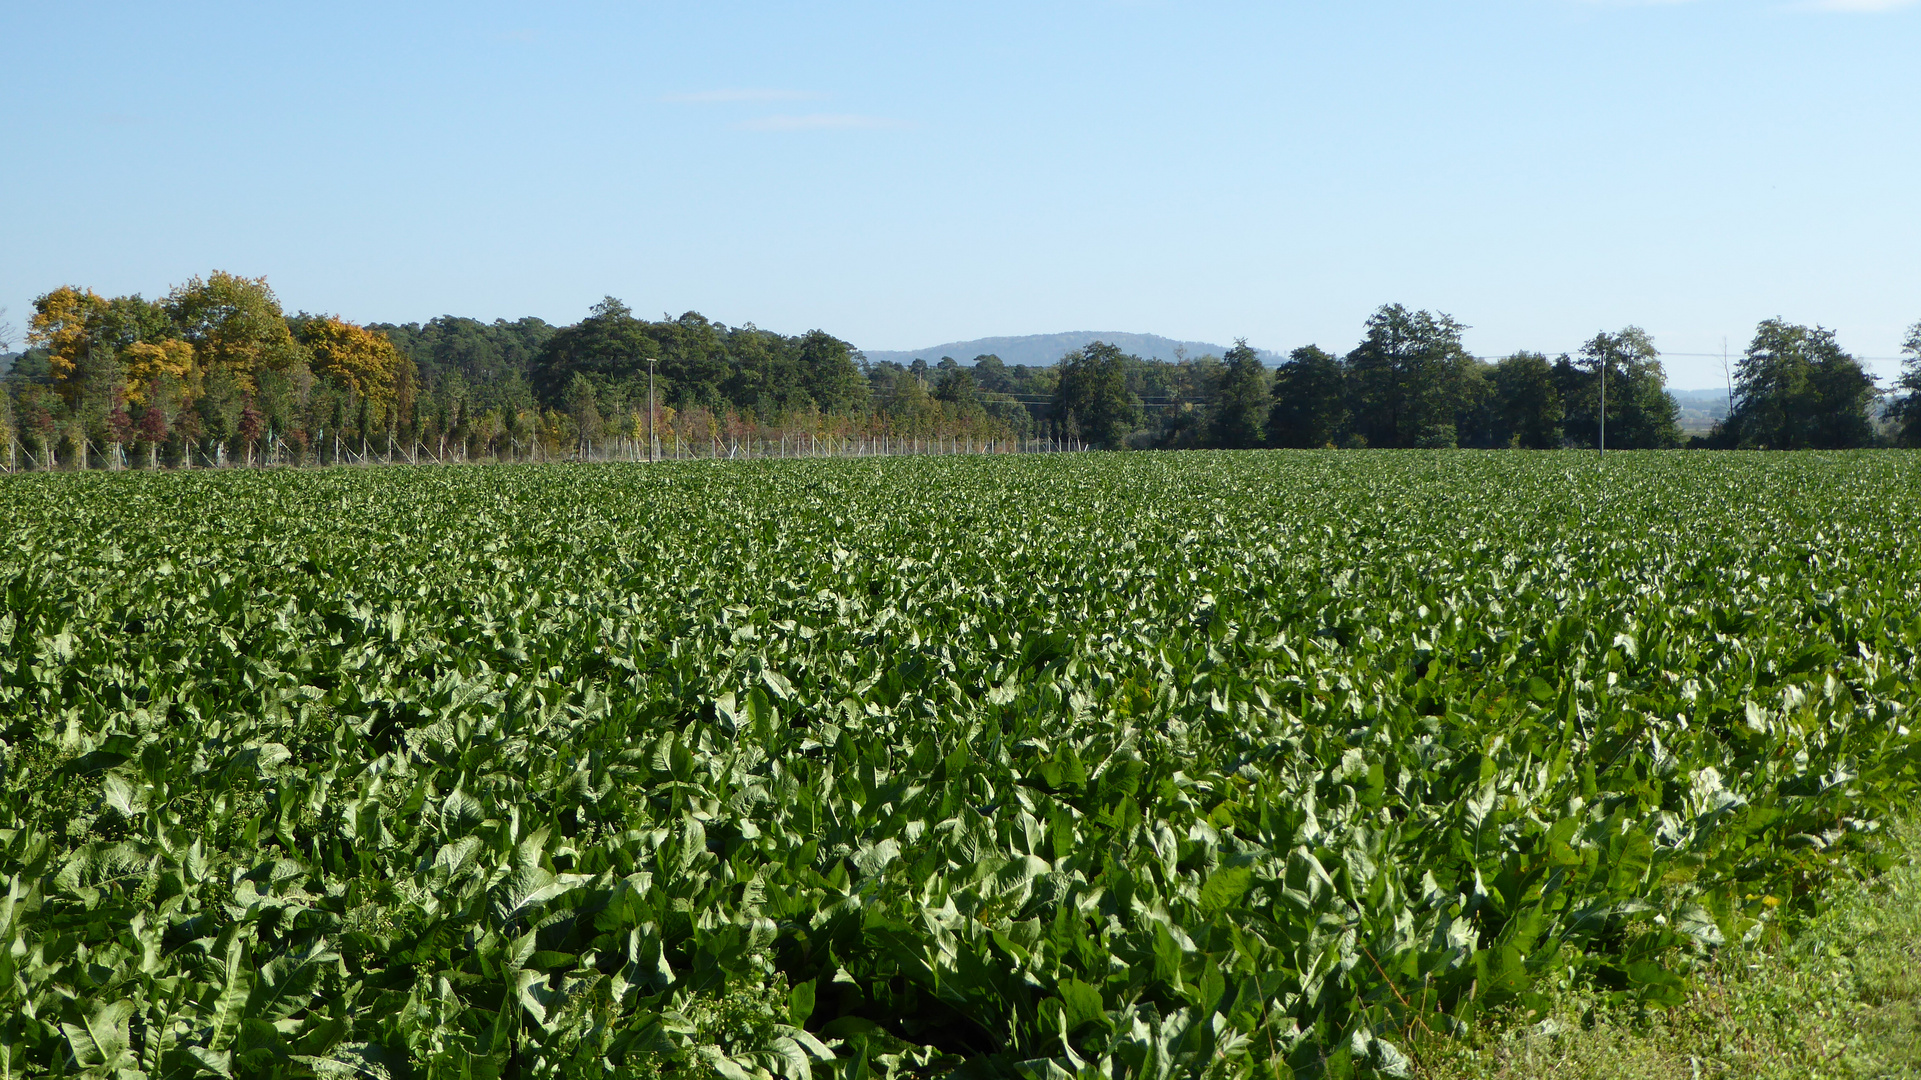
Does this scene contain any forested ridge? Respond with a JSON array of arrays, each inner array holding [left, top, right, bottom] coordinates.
[[3, 275, 1918, 468]]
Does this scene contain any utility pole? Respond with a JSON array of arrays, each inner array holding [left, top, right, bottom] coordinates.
[[1598, 350, 1607, 455], [646, 358, 659, 462]]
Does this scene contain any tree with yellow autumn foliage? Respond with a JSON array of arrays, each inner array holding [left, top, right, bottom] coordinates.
[[29, 287, 177, 408], [28, 285, 110, 394], [296, 316, 415, 410], [121, 340, 199, 407], [163, 272, 306, 394]]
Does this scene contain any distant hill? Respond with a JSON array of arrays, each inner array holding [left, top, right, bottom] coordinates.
[[1669, 388, 1732, 411], [1669, 388, 1731, 434], [861, 332, 1279, 368]]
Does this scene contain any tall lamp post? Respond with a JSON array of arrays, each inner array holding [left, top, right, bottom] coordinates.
[[647, 358, 659, 462]]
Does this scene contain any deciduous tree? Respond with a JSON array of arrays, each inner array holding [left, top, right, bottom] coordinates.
[[121, 339, 198, 407], [880, 366, 939, 434], [797, 330, 868, 414], [1721, 320, 1876, 449], [1268, 346, 1347, 448], [1557, 329, 1681, 449], [1054, 342, 1142, 449], [934, 364, 983, 417], [298, 316, 414, 409], [566, 372, 603, 455], [1208, 340, 1269, 448], [164, 272, 306, 394], [1491, 352, 1562, 449], [1344, 305, 1476, 448], [28, 286, 110, 402], [1893, 321, 1921, 447], [30, 288, 175, 419]]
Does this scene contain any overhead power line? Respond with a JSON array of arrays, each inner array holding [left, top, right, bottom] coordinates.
[[1472, 350, 1907, 363]]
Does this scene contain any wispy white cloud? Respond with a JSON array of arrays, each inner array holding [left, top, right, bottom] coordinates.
[[733, 113, 907, 132], [661, 89, 823, 104]]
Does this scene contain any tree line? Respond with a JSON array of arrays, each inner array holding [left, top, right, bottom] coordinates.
[[3, 276, 1918, 469], [1053, 305, 1916, 451], [0, 279, 1020, 469]]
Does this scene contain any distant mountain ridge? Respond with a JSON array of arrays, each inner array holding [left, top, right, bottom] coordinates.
[[861, 332, 1279, 368]]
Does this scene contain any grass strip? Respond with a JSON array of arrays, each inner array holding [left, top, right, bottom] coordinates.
[[1425, 816, 1921, 1079]]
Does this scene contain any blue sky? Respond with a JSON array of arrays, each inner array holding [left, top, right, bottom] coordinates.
[[2, 1, 1915, 389]]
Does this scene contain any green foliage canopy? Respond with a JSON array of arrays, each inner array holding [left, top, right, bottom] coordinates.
[[1053, 341, 1143, 448], [1556, 329, 1682, 451], [1719, 320, 1879, 450], [527, 299, 866, 422], [1893, 321, 1921, 448], [1343, 305, 1478, 449], [1207, 341, 1269, 449], [1490, 352, 1562, 449], [1268, 346, 1348, 449]]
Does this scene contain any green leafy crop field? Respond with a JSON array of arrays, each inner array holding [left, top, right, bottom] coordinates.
[[3, 452, 1919, 1080]]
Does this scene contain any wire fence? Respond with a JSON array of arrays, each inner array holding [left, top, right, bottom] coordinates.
[[0, 429, 1090, 474]]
